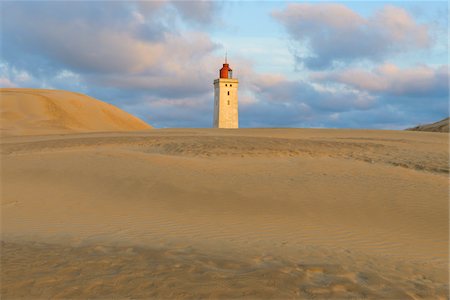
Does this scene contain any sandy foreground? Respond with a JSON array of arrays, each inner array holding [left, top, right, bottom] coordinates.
[[1, 128, 448, 298]]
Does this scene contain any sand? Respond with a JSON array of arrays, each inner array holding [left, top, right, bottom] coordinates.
[[408, 117, 449, 133], [0, 88, 151, 136], [1, 128, 448, 299]]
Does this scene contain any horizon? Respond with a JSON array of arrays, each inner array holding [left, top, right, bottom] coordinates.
[[1, 1, 448, 129]]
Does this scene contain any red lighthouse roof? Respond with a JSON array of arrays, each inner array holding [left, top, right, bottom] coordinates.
[[219, 55, 233, 79], [220, 63, 232, 79]]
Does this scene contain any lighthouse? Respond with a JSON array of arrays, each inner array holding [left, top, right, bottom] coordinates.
[[213, 57, 239, 128]]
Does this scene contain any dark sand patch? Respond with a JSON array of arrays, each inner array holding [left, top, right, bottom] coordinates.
[[2, 241, 448, 299]]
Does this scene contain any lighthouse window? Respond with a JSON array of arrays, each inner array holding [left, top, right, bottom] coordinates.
[[225, 84, 228, 87], [227, 91, 230, 95], [230, 84, 232, 87], [228, 100, 230, 105]]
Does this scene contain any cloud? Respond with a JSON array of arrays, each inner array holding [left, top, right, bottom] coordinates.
[[306, 63, 448, 129], [1, 1, 224, 97], [2, 2, 158, 74], [0, 1, 229, 128], [171, 1, 221, 26], [312, 63, 449, 98], [121, 94, 214, 128], [0, 78, 16, 88], [237, 71, 379, 128], [1, 2, 446, 130], [1, 2, 219, 75], [247, 72, 377, 111], [273, 4, 431, 69], [239, 60, 447, 129]]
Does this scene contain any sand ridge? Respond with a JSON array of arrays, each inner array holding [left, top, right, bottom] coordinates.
[[2, 129, 447, 174]]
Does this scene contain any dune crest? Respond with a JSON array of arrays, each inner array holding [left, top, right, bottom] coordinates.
[[0, 88, 152, 136], [407, 117, 449, 133]]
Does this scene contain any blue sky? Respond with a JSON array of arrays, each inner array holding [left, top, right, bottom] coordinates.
[[1, 1, 448, 129]]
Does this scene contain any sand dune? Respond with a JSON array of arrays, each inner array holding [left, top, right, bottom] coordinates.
[[408, 117, 449, 133], [0, 88, 151, 136], [1, 128, 448, 298]]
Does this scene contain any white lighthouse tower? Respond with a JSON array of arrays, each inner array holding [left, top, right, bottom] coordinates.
[[213, 57, 238, 128]]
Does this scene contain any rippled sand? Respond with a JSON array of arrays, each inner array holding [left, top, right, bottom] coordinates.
[[1, 129, 448, 298]]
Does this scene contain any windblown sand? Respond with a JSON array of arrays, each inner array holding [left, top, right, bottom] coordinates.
[[1, 129, 448, 298]]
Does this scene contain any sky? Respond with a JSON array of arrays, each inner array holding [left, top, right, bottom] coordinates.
[[1, 1, 448, 129]]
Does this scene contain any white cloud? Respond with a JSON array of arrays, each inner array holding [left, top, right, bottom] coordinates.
[[0, 78, 16, 88], [273, 4, 431, 69], [312, 63, 449, 97], [1, 2, 446, 129]]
